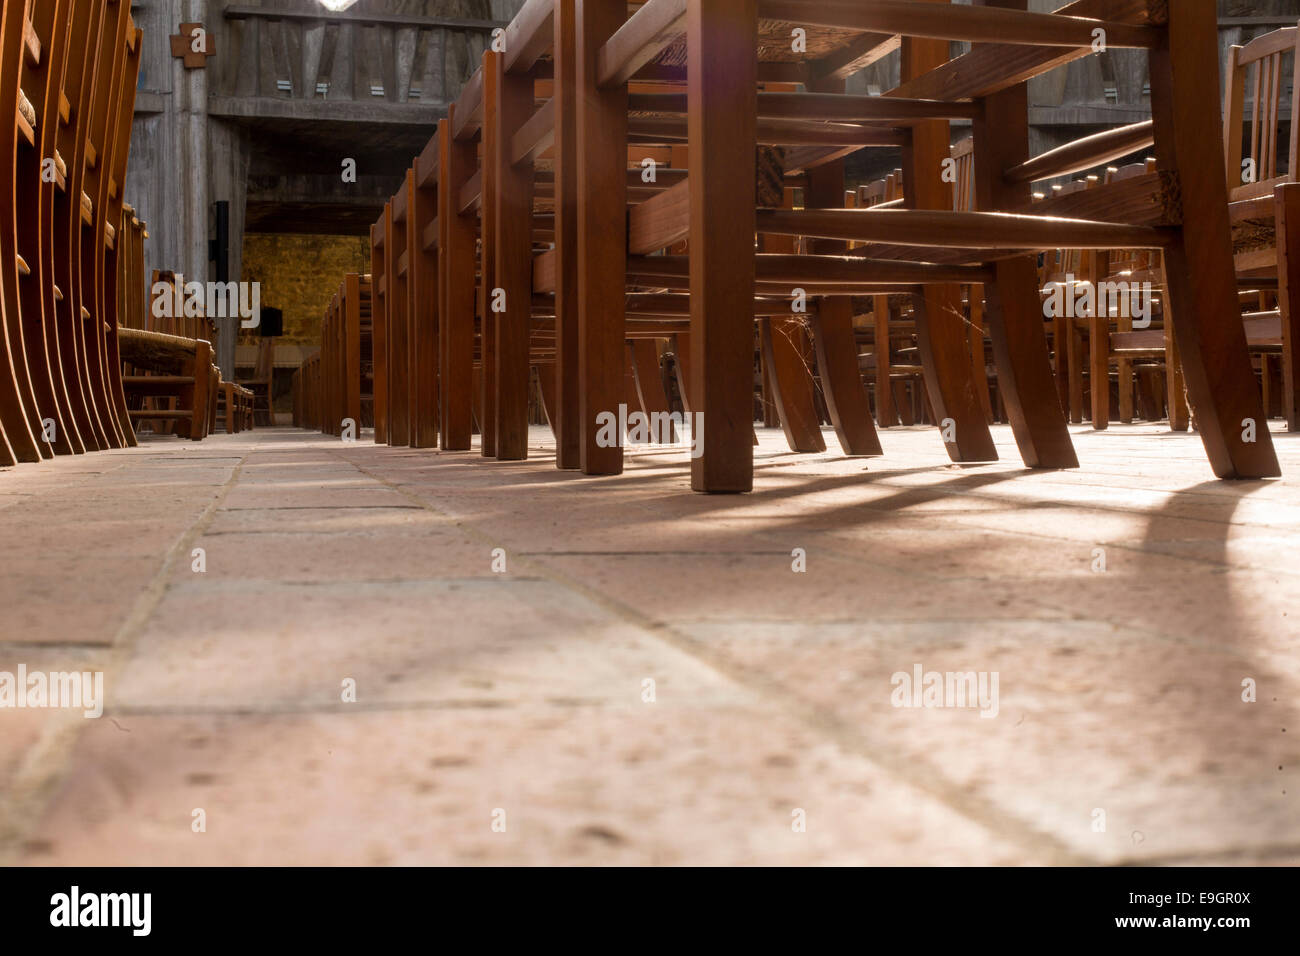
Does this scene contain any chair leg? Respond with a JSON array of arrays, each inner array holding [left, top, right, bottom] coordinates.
[[574, 0, 627, 476], [970, 28, 1075, 470], [761, 316, 825, 454], [439, 118, 476, 452], [873, 296, 896, 427], [969, 286, 995, 425], [1067, 316, 1084, 425], [492, 61, 533, 462], [188, 342, 212, 441], [984, 257, 1079, 468], [684, 0, 757, 492], [1149, 0, 1279, 477], [537, 362, 558, 439], [1275, 182, 1300, 431], [903, 26, 997, 463], [811, 297, 883, 456]]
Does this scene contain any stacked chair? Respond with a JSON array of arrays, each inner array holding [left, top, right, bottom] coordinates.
[[306, 0, 1283, 491]]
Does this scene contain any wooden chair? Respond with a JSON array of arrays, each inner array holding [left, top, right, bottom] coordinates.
[[371, 174, 439, 451], [535, 2, 995, 487], [97, 1, 146, 451], [14, 0, 74, 458], [239, 337, 275, 427], [849, 172, 931, 429], [369, 169, 434, 449], [215, 382, 253, 434], [1084, 24, 1300, 434], [683, 2, 1268, 481], [1223, 23, 1300, 430], [67, 0, 138, 452], [118, 327, 214, 441], [53, 0, 112, 452], [1067, 160, 1190, 431], [119, 271, 218, 441], [216, 383, 237, 434]]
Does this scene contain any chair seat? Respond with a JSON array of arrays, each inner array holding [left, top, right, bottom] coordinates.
[[1110, 329, 1164, 353], [1244, 311, 1283, 347]]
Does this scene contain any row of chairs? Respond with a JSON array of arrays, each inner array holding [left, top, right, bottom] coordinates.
[[1, 2, 238, 460], [0, 0, 147, 465], [307, 0, 1285, 490], [1033, 22, 1299, 436], [849, 11, 1298, 443], [292, 353, 322, 432], [855, 154, 1171, 432], [217, 380, 255, 434], [291, 274, 374, 435]]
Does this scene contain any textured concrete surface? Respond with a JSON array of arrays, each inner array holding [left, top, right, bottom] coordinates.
[[1, 423, 1297, 865]]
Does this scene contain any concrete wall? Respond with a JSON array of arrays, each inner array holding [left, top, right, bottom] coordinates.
[[124, 1, 516, 378]]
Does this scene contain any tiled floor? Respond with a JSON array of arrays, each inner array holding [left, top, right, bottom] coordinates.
[[1, 423, 1297, 864]]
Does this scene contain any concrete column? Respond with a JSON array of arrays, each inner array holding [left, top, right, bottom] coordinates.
[[208, 119, 250, 379], [124, 2, 231, 371]]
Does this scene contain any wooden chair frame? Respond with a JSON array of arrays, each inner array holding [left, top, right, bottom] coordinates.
[[333, 0, 1280, 489], [1, 0, 144, 466]]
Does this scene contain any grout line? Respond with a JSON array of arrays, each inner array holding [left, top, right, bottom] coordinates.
[[343, 448, 1091, 866]]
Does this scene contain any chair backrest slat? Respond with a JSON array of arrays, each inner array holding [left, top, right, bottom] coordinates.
[[1224, 24, 1300, 201]]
